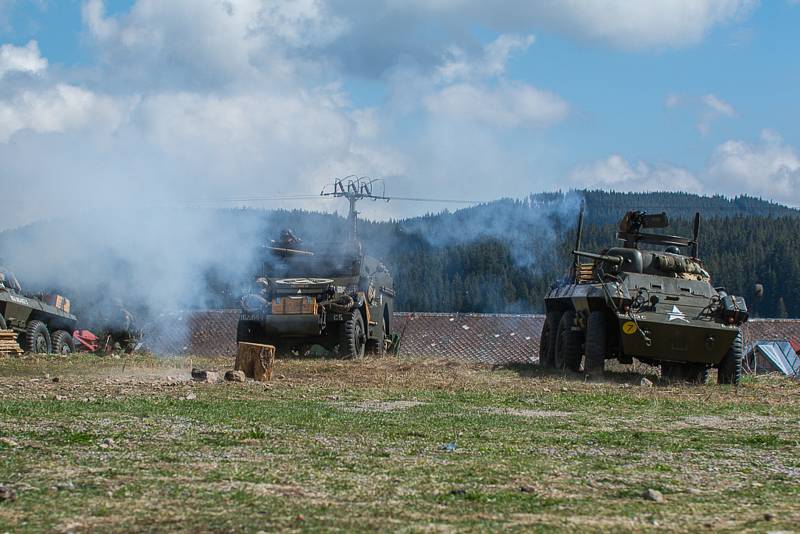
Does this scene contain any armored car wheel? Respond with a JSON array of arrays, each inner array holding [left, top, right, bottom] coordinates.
[[538, 312, 561, 367], [24, 320, 51, 354], [554, 311, 582, 372], [0, 315, 6, 330], [340, 310, 366, 359], [367, 310, 387, 356], [51, 330, 75, 355], [661, 362, 708, 384], [717, 330, 743, 385], [584, 311, 607, 377], [236, 320, 263, 344]]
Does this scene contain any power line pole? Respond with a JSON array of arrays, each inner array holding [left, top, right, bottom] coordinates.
[[320, 176, 390, 241]]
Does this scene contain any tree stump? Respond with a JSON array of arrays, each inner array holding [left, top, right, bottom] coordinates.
[[235, 343, 275, 382]]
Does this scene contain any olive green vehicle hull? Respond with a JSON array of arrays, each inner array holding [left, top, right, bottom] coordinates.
[[238, 256, 395, 357], [541, 209, 747, 384], [545, 278, 742, 367], [0, 288, 77, 333], [0, 287, 78, 354], [613, 312, 739, 365]]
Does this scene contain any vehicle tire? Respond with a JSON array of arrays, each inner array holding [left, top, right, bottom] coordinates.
[[697, 365, 710, 384], [236, 320, 263, 344], [0, 315, 6, 330], [661, 362, 708, 384], [51, 330, 75, 355], [554, 311, 582, 372], [270, 340, 291, 357], [367, 308, 388, 356], [660, 362, 679, 381], [24, 320, 51, 354], [539, 311, 561, 367], [718, 330, 743, 385], [584, 311, 607, 377], [340, 310, 366, 359]]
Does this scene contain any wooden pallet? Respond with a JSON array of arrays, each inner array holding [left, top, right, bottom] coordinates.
[[0, 330, 23, 356]]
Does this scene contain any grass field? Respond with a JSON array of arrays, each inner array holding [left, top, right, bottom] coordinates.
[[1, 354, 799, 533]]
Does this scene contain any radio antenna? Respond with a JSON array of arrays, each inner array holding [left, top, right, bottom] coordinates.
[[320, 176, 390, 241]]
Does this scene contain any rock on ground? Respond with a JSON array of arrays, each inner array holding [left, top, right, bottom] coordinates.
[[191, 369, 219, 383], [224, 370, 246, 382], [0, 485, 16, 501], [643, 488, 665, 503]]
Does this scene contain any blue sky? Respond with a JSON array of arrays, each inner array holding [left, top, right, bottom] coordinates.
[[1, 0, 799, 227]]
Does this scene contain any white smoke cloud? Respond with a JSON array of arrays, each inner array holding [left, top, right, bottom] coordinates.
[[0, 83, 128, 142]]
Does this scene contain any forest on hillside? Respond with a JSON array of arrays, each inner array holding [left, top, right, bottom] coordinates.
[[2, 190, 799, 319], [210, 191, 800, 318], [385, 213, 800, 318]]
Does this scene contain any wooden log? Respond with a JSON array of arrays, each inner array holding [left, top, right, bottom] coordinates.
[[234, 343, 275, 382], [0, 330, 23, 356]]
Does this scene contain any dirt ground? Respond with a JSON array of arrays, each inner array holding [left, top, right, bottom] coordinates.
[[1, 353, 798, 532]]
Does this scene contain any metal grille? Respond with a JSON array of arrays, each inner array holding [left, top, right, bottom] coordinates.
[[143, 310, 800, 364]]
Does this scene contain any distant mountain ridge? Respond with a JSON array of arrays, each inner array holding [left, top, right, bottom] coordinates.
[[398, 190, 799, 228]]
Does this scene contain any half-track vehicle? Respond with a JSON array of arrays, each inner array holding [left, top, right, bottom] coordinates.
[[237, 238, 395, 358], [0, 267, 77, 354], [540, 210, 748, 384]]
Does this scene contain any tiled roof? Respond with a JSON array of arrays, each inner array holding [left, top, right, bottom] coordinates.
[[743, 319, 800, 348], [143, 310, 800, 363], [393, 313, 541, 364]]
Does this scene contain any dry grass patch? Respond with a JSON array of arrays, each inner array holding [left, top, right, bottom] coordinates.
[[0, 353, 798, 532]]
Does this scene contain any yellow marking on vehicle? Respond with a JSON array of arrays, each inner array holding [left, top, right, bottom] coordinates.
[[622, 321, 638, 335]]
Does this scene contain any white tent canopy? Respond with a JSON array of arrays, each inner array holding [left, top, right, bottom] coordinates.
[[746, 341, 800, 377]]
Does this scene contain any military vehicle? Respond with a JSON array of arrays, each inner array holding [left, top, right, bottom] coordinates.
[[540, 209, 748, 384], [236, 178, 396, 358], [0, 266, 77, 354]]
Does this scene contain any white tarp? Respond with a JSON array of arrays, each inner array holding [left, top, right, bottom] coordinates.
[[747, 341, 800, 377]]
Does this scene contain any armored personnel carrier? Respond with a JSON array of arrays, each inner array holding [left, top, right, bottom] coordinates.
[[237, 238, 395, 358], [540, 210, 748, 384], [237, 178, 396, 358], [0, 266, 77, 354]]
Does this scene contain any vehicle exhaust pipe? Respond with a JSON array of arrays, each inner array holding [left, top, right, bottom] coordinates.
[[572, 201, 585, 282]]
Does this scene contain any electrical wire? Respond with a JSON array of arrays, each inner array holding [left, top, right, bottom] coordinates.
[[176, 194, 482, 205]]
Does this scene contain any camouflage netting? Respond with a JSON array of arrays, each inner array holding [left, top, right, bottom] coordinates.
[[143, 310, 800, 364]]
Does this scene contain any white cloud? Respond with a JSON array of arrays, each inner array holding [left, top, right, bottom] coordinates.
[[570, 131, 800, 207], [82, 0, 346, 88], [665, 94, 681, 108], [415, 34, 569, 128], [0, 83, 127, 142], [425, 81, 568, 128], [437, 34, 534, 83], [703, 94, 735, 117], [708, 130, 800, 205], [0, 0, 769, 231], [568, 155, 704, 192], [666, 92, 737, 135], [0, 40, 47, 78], [379, 0, 755, 50], [698, 94, 736, 135]]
